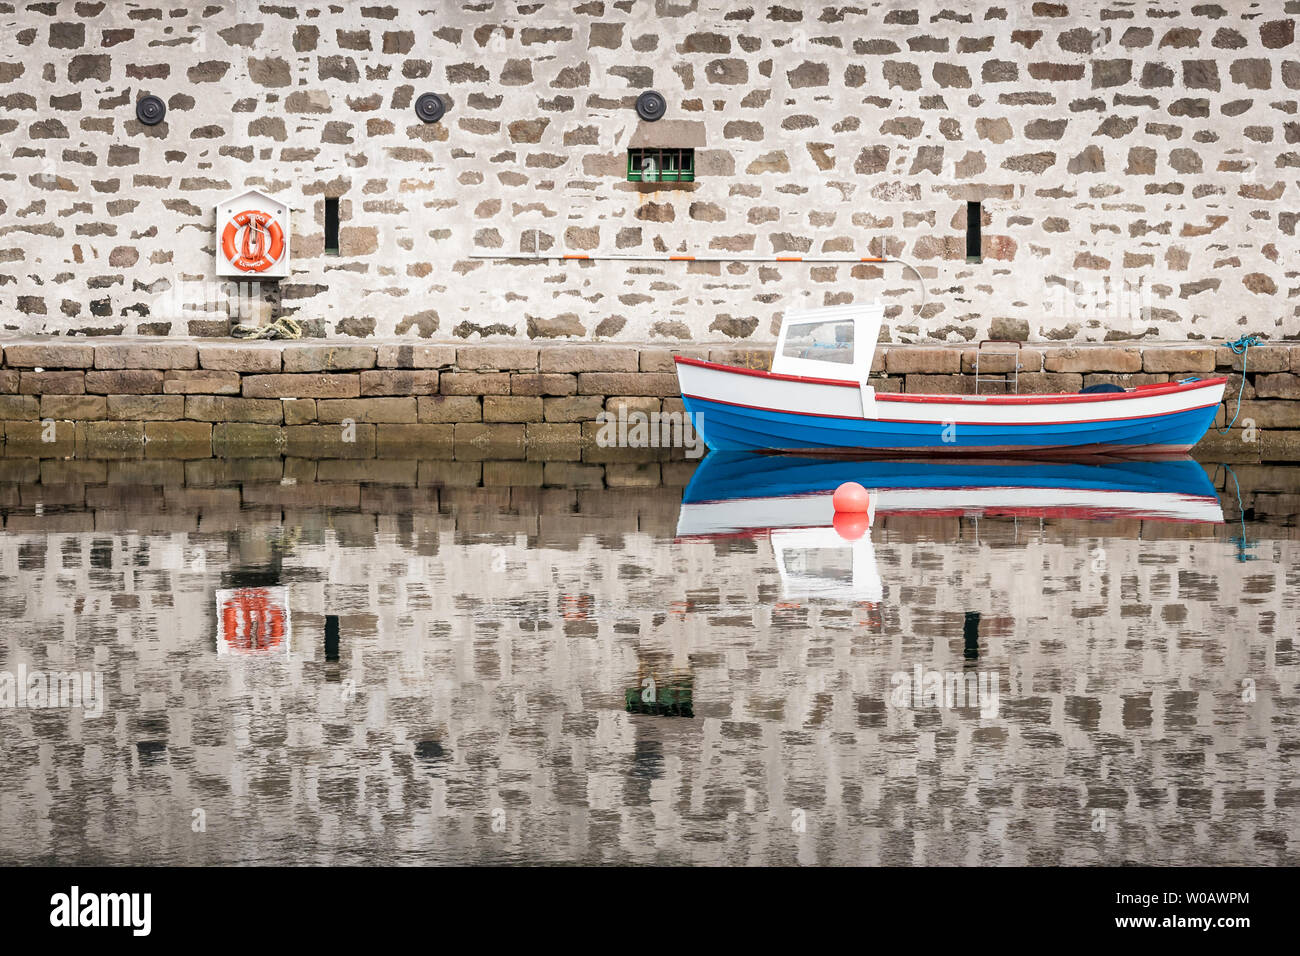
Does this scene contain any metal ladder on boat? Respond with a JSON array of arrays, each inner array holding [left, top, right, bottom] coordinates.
[[973, 339, 1023, 395]]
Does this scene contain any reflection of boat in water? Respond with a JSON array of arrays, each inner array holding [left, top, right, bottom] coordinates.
[[677, 453, 1224, 537], [677, 453, 1224, 601]]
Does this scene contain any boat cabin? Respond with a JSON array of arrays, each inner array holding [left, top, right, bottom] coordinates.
[[770, 301, 884, 383]]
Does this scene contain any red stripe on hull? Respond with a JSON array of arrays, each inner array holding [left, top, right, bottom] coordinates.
[[675, 504, 1220, 542]]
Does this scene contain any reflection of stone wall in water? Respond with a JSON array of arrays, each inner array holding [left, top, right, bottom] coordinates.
[[0, 489, 1296, 864]]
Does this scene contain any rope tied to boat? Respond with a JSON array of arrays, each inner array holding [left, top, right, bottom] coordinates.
[[1217, 333, 1263, 433]]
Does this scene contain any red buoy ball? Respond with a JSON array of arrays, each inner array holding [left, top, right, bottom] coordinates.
[[832, 481, 871, 513]]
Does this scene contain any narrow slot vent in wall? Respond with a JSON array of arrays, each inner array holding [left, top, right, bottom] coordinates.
[[324, 197, 340, 256], [966, 200, 982, 263]]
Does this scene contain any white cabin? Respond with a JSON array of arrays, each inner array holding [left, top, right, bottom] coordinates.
[[770, 301, 884, 383]]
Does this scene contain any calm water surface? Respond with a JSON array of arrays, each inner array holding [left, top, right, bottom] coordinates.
[[0, 457, 1296, 865]]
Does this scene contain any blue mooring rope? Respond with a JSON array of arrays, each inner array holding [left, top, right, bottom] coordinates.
[[1217, 334, 1262, 433], [1212, 463, 1257, 562]]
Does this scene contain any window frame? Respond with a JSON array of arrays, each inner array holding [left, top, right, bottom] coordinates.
[[627, 147, 696, 183]]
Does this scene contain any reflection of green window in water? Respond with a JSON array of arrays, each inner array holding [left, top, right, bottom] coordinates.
[[625, 679, 694, 717]]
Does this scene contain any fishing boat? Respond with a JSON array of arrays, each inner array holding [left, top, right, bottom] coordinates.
[[675, 303, 1227, 455]]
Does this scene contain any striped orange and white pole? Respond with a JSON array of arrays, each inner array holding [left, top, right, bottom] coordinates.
[[469, 252, 895, 264]]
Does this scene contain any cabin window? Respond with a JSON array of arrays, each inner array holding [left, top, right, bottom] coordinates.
[[627, 147, 695, 183], [779, 318, 855, 366], [966, 200, 982, 262], [324, 197, 340, 255]]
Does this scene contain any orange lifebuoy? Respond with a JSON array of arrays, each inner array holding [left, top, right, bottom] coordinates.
[[220, 208, 285, 273]]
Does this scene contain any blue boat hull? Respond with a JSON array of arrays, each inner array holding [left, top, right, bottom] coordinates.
[[682, 395, 1220, 454]]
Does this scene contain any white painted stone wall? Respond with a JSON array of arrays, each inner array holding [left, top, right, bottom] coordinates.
[[0, 1, 1296, 343]]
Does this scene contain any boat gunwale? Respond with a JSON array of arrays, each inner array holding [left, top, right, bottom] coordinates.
[[673, 355, 1227, 406]]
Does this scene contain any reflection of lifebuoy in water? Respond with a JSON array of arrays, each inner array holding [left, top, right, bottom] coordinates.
[[220, 587, 286, 652], [220, 209, 285, 272]]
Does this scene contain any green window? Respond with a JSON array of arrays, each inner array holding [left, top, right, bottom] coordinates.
[[627, 147, 695, 183]]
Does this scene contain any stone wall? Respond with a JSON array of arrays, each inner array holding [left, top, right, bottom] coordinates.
[[0, 0, 1297, 343], [1, 338, 1300, 459]]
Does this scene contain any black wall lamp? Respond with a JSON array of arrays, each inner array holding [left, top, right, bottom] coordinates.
[[415, 92, 446, 123], [635, 90, 666, 122], [136, 94, 166, 126]]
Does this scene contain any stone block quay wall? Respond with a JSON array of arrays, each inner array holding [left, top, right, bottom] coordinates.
[[0, 0, 1297, 344], [1, 339, 1300, 461]]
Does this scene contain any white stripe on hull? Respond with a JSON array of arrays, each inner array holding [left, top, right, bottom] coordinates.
[[676, 487, 1224, 536], [678, 361, 862, 416]]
